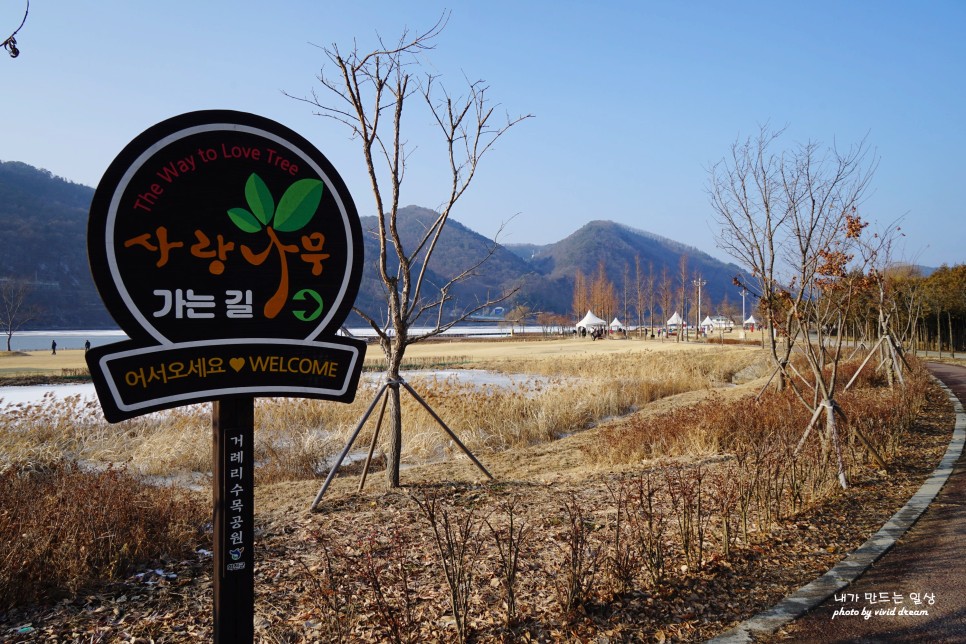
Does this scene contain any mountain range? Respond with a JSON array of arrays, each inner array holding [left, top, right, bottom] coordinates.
[[1, 160, 750, 329]]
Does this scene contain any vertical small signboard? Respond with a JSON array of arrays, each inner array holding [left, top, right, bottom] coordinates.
[[85, 110, 366, 642], [212, 396, 255, 640]]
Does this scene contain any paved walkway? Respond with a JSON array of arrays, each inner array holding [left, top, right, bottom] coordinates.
[[711, 363, 966, 643]]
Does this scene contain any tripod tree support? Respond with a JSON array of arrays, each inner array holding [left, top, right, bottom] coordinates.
[[310, 377, 494, 511], [844, 334, 909, 392], [358, 388, 391, 492]]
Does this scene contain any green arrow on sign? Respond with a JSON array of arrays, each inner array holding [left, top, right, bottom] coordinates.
[[292, 288, 324, 321]]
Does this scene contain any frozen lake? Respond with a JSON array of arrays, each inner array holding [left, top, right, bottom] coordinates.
[[0, 382, 98, 407], [7, 330, 129, 352], [5, 324, 558, 352], [0, 369, 554, 411]]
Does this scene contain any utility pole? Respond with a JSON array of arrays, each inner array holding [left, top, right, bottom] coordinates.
[[693, 278, 706, 336], [740, 287, 747, 324]]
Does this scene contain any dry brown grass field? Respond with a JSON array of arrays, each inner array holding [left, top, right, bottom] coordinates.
[[0, 335, 954, 641], [1, 336, 767, 480], [0, 333, 758, 376]]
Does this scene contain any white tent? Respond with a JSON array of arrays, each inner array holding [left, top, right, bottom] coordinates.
[[744, 315, 758, 325], [610, 317, 625, 330], [701, 316, 714, 328], [666, 311, 683, 326], [576, 310, 606, 330]]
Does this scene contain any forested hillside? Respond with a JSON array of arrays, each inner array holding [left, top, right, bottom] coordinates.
[[509, 220, 750, 319], [2, 161, 753, 330], [0, 161, 113, 328]]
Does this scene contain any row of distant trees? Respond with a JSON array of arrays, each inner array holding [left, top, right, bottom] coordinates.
[[847, 263, 966, 356], [709, 125, 966, 362], [569, 256, 741, 333], [560, 253, 966, 355]]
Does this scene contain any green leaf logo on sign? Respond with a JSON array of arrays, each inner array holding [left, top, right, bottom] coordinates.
[[228, 173, 326, 318]]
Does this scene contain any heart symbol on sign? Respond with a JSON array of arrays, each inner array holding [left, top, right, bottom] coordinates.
[[229, 358, 245, 372]]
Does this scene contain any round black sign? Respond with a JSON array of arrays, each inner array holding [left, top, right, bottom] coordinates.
[[89, 110, 363, 344]]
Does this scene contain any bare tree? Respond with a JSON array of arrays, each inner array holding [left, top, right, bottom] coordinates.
[[788, 211, 880, 489], [775, 140, 878, 489], [845, 218, 910, 388], [291, 16, 531, 487], [621, 262, 630, 328], [887, 265, 925, 353], [709, 126, 794, 386], [658, 266, 673, 335], [590, 260, 617, 323], [676, 254, 689, 341], [718, 292, 740, 325], [505, 304, 531, 335], [0, 278, 38, 351], [711, 126, 879, 488], [572, 269, 589, 319], [634, 256, 644, 337]]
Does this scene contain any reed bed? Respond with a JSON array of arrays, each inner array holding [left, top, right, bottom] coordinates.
[[472, 345, 758, 384], [0, 346, 765, 485], [362, 354, 473, 372]]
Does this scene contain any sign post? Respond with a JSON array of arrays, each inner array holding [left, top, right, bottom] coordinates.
[[212, 396, 255, 642], [85, 110, 365, 641]]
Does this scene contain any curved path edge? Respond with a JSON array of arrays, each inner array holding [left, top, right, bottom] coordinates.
[[708, 370, 966, 643]]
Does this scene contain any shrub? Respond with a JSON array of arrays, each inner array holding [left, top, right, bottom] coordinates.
[[590, 356, 934, 537], [0, 461, 207, 608]]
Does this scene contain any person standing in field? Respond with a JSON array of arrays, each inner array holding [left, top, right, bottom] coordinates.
[[51, 340, 57, 355]]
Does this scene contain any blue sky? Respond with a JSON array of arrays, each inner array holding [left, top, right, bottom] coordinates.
[[3, 1, 964, 267]]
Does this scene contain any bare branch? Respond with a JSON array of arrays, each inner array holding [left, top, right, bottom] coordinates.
[[404, 78, 532, 315], [2, 0, 29, 58]]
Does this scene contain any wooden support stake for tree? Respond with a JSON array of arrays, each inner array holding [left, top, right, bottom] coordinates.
[[793, 402, 826, 457], [845, 335, 886, 391], [358, 387, 391, 492], [891, 335, 913, 373], [846, 343, 863, 362], [399, 379, 494, 481], [756, 364, 783, 401], [786, 360, 814, 391], [310, 381, 392, 511], [887, 335, 908, 386], [310, 377, 494, 511]]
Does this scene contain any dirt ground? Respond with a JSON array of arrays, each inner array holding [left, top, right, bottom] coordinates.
[[4, 336, 954, 641]]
